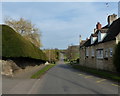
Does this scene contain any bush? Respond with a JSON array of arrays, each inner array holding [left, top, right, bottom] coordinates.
[[2, 25, 47, 61], [113, 42, 120, 73]]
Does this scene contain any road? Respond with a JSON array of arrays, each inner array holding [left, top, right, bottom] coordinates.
[[2, 57, 120, 95]]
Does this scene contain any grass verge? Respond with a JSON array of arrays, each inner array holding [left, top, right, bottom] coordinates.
[[31, 64, 56, 79], [69, 64, 120, 82]]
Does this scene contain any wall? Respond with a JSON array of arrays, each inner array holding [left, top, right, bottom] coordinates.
[[80, 40, 116, 72]]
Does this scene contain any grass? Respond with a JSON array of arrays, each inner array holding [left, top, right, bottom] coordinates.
[[69, 63, 120, 82], [31, 64, 56, 79], [1, 24, 46, 61]]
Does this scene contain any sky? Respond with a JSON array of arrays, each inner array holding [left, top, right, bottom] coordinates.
[[1, 2, 118, 49]]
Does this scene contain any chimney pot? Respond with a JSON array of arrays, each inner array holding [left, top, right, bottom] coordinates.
[[96, 22, 102, 30], [107, 14, 117, 26]]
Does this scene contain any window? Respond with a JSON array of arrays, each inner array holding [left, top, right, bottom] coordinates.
[[98, 31, 101, 42], [104, 49, 108, 58], [109, 48, 113, 57], [86, 48, 89, 57], [96, 49, 103, 59], [91, 48, 94, 57], [91, 37, 97, 44], [98, 31, 107, 42]]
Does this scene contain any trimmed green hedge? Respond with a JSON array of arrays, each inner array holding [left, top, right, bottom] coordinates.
[[113, 42, 120, 73], [1, 24, 47, 61]]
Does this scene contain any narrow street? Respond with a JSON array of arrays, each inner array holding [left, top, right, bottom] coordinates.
[[2, 57, 119, 94], [2, 2, 120, 96]]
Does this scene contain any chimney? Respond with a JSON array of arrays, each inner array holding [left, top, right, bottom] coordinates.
[[107, 14, 117, 26], [96, 22, 102, 30]]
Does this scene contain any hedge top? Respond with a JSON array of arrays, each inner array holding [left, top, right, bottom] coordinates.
[[1, 24, 47, 61]]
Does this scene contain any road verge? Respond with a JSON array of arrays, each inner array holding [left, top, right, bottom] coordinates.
[[31, 64, 56, 79], [68, 63, 120, 82]]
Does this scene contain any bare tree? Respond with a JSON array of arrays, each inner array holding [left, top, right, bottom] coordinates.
[[4, 17, 42, 47]]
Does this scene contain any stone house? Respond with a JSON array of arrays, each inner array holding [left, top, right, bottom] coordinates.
[[80, 14, 120, 72]]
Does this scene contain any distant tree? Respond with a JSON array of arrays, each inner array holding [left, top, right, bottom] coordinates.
[[113, 42, 120, 73], [4, 17, 42, 47], [65, 45, 79, 61], [43, 49, 59, 63]]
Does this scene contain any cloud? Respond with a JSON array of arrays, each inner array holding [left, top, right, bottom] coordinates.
[[0, 2, 3, 24], [2, 2, 118, 49]]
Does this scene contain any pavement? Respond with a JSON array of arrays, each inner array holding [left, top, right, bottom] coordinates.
[[2, 58, 120, 95]]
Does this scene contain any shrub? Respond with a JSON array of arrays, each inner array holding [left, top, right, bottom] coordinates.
[[2, 25, 47, 61]]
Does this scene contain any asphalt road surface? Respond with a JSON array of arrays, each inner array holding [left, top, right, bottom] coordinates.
[[2, 56, 120, 95]]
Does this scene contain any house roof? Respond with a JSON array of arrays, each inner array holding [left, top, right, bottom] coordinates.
[[100, 29, 108, 33], [101, 24, 109, 29], [91, 34, 97, 37], [80, 40, 87, 47], [80, 18, 120, 48], [81, 39, 91, 47], [102, 18, 120, 43]]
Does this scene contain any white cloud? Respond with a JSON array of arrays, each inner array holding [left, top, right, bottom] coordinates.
[[2, 2, 118, 49], [0, 2, 3, 24], [2, 0, 120, 2]]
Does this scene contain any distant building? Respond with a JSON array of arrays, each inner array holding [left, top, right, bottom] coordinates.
[[80, 14, 120, 72]]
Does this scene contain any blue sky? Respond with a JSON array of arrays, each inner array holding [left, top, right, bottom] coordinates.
[[2, 2, 118, 49]]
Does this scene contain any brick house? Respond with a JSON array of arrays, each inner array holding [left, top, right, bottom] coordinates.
[[80, 14, 120, 72]]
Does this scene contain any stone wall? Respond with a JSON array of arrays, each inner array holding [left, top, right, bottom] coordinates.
[[80, 40, 116, 72], [1, 60, 20, 76], [1, 58, 44, 77]]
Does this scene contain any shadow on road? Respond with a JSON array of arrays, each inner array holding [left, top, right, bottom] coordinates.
[[48, 72, 104, 95]]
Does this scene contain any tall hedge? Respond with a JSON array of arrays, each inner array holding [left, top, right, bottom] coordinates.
[[1, 24, 47, 61], [113, 42, 120, 73]]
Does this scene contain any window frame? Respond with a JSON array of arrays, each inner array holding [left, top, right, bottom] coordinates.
[[96, 49, 104, 59], [109, 48, 113, 57]]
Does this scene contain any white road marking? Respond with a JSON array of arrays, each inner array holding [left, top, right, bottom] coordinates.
[[28, 79, 41, 94]]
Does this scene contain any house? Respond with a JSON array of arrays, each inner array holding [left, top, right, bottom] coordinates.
[[79, 14, 120, 72]]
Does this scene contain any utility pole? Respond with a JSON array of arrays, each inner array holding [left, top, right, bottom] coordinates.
[[79, 35, 82, 46]]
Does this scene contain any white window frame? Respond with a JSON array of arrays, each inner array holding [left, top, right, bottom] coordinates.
[[91, 37, 97, 44], [109, 48, 113, 57], [86, 48, 89, 57], [91, 48, 94, 57], [98, 31, 107, 42], [96, 49, 104, 59], [104, 48, 108, 58]]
